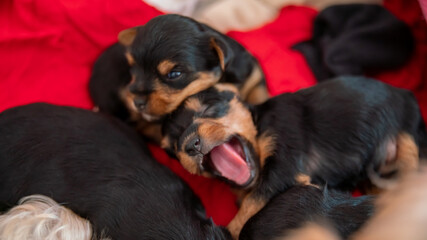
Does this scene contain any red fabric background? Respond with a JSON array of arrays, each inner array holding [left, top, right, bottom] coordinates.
[[0, 0, 426, 226]]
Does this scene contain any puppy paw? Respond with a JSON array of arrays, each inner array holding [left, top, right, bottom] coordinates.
[[227, 220, 243, 240]]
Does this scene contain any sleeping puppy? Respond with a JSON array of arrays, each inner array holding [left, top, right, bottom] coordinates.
[[0, 103, 231, 240], [0, 195, 108, 240], [161, 76, 427, 239], [89, 14, 268, 141], [239, 185, 374, 240]]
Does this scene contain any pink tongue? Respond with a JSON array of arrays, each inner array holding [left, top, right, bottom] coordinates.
[[210, 142, 250, 185]]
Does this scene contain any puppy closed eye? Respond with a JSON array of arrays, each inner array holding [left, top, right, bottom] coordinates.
[[201, 103, 229, 118]]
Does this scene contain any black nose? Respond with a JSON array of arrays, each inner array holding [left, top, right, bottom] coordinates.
[[133, 98, 146, 110], [185, 137, 201, 156]]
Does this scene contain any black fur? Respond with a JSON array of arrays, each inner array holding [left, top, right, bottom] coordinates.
[[239, 185, 374, 240], [0, 103, 231, 240], [88, 42, 131, 121], [293, 4, 414, 81]]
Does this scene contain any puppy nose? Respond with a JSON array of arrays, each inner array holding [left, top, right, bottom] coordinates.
[[133, 98, 146, 110], [185, 137, 201, 156]]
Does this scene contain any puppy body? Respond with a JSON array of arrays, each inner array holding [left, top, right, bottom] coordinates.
[[161, 76, 426, 238], [0, 103, 230, 240], [239, 185, 374, 240], [230, 77, 425, 237], [252, 77, 424, 190]]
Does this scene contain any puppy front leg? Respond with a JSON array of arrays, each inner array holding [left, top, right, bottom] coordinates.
[[239, 64, 269, 105], [227, 192, 267, 240]]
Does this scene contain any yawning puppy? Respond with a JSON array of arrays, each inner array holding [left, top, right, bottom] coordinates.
[[161, 76, 427, 239], [89, 14, 268, 129], [239, 185, 374, 240], [0, 103, 231, 240], [161, 84, 258, 187]]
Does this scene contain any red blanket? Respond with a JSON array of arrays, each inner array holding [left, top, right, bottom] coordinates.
[[1, 0, 426, 226]]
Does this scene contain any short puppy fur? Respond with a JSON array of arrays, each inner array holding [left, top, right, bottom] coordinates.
[[239, 185, 374, 240], [0, 103, 231, 240], [89, 14, 268, 126], [161, 76, 427, 238]]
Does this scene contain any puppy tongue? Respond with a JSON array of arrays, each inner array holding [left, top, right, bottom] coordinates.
[[210, 141, 250, 185]]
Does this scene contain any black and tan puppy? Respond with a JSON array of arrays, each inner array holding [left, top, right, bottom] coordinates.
[[89, 14, 268, 128], [161, 76, 427, 238], [0, 103, 231, 240], [239, 185, 374, 240]]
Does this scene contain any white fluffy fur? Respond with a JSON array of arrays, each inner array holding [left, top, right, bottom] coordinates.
[[0, 195, 95, 240]]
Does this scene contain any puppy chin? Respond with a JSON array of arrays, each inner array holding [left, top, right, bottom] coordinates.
[[141, 112, 160, 122]]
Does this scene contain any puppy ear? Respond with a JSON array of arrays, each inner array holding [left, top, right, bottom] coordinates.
[[118, 27, 138, 46], [161, 136, 179, 158], [210, 37, 233, 71], [160, 135, 171, 150]]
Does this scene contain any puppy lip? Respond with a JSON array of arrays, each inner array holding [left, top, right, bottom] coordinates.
[[140, 112, 160, 122], [202, 135, 256, 187]]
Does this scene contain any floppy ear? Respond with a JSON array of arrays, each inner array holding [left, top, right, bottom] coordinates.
[[210, 37, 233, 71], [118, 27, 138, 46], [160, 135, 179, 158], [160, 134, 178, 153]]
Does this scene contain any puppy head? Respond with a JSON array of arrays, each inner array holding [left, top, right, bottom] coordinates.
[[118, 14, 232, 121], [161, 84, 259, 189]]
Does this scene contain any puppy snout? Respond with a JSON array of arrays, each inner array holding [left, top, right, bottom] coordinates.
[[133, 98, 147, 110], [185, 137, 202, 156], [128, 82, 140, 94]]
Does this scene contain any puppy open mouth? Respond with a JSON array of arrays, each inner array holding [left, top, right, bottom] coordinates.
[[203, 136, 256, 187]]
